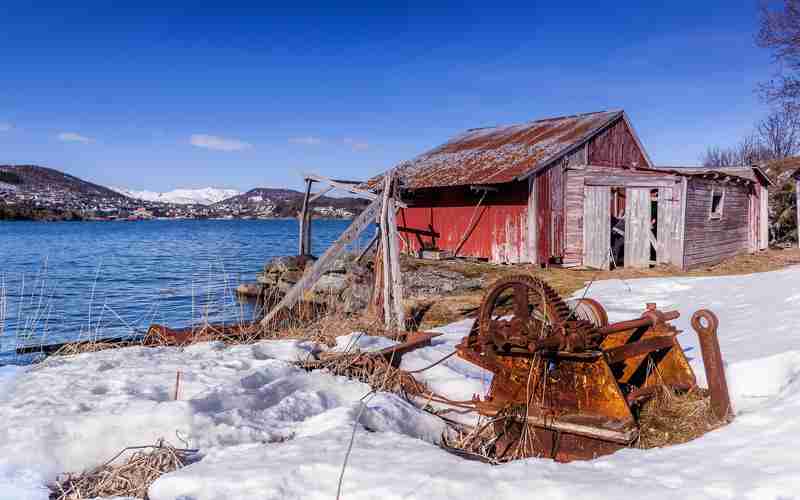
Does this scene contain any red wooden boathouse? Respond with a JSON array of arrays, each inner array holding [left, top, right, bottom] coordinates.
[[377, 110, 771, 270]]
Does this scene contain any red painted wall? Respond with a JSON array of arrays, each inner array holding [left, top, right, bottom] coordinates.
[[397, 182, 530, 263]]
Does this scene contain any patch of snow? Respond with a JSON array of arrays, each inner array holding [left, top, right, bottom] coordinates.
[[111, 187, 241, 205], [2, 267, 800, 498]]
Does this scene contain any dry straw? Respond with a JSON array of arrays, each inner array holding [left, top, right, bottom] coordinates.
[[49, 440, 197, 500]]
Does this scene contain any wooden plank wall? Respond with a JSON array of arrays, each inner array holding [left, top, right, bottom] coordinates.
[[683, 178, 751, 269], [657, 186, 683, 266], [583, 186, 610, 269], [398, 183, 530, 263], [624, 188, 652, 268], [587, 118, 649, 169], [563, 168, 586, 266]]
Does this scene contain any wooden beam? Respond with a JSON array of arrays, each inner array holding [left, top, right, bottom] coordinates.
[[298, 179, 313, 256], [260, 195, 383, 328], [397, 226, 440, 238], [355, 231, 379, 263], [309, 186, 334, 203], [380, 174, 393, 327], [302, 172, 408, 208], [387, 195, 405, 331], [470, 185, 499, 192]]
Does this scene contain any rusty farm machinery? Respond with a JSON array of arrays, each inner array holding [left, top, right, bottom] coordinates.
[[454, 275, 733, 462]]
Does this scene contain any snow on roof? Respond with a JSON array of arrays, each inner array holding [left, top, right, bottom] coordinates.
[[378, 110, 624, 189]]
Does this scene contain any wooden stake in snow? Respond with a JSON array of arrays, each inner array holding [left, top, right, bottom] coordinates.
[[174, 370, 181, 401]]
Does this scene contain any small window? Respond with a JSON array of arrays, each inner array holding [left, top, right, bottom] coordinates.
[[710, 188, 724, 219]]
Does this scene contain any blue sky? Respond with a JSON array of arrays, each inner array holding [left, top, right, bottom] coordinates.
[[0, 1, 775, 192]]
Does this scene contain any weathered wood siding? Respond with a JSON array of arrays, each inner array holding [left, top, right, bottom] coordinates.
[[563, 168, 586, 266], [657, 186, 683, 267], [587, 118, 649, 169], [530, 145, 587, 265], [398, 182, 530, 264], [683, 178, 751, 269], [624, 188, 652, 268], [583, 186, 610, 269]]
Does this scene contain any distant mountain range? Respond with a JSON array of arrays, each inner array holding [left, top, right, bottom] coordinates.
[[213, 187, 368, 218], [0, 164, 369, 221], [111, 186, 241, 205]]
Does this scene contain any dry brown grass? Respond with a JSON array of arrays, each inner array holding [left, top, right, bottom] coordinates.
[[636, 385, 724, 449], [410, 247, 800, 328], [49, 440, 197, 500]]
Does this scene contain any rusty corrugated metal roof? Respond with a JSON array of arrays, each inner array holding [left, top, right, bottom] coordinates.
[[377, 110, 623, 189]]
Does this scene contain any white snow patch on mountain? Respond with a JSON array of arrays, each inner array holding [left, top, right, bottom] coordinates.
[[111, 187, 241, 205]]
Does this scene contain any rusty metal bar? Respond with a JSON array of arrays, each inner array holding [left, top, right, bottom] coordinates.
[[691, 310, 733, 421], [604, 335, 677, 364], [597, 310, 680, 336]]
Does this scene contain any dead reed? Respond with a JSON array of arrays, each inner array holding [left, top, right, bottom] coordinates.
[[49, 440, 197, 500], [636, 385, 722, 449]]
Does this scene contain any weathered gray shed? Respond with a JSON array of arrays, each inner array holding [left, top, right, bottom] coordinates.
[[574, 165, 771, 270]]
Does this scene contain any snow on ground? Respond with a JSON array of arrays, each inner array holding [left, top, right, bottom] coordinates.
[[2, 267, 800, 499]]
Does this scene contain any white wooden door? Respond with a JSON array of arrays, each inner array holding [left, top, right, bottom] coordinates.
[[583, 186, 610, 270], [625, 188, 651, 268]]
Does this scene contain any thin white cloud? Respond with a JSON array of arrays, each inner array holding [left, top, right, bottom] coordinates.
[[344, 137, 369, 152], [289, 136, 322, 145], [190, 134, 252, 152], [58, 132, 91, 143], [0, 122, 12, 132]]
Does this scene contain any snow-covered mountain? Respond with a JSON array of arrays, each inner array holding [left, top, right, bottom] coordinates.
[[111, 186, 241, 205]]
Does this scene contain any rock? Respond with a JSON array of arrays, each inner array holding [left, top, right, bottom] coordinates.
[[402, 268, 482, 297], [341, 263, 374, 313], [236, 283, 262, 297], [264, 255, 316, 274], [312, 274, 348, 295], [328, 253, 354, 274]]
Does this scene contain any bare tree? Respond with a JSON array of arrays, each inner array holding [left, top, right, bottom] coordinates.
[[701, 133, 774, 167], [758, 0, 800, 104], [757, 103, 800, 157]]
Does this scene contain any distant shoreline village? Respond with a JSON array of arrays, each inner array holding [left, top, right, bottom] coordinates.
[[0, 165, 368, 222]]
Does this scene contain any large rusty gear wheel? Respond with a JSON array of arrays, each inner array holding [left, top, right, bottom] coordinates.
[[466, 275, 600, 357], [474, 275, 571, 355]]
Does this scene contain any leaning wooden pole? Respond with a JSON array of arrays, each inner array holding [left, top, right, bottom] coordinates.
[[298, 178, 313, 256], [261, 195, 383, 328]]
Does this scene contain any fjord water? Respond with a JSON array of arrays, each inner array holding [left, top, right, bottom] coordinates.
[[0, 219, 363, 358]]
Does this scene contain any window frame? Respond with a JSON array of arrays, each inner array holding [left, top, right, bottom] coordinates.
[[709, 186, 725, 220]]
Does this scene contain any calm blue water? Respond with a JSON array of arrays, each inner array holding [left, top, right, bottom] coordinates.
[[0, 219, 368, 359]]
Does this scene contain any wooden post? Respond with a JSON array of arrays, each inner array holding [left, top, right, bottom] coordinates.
[[387, 194, 405, 331], [380, 174, 393, 326], [376, 171, 405, 331], [298, 178, 313, 256]]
